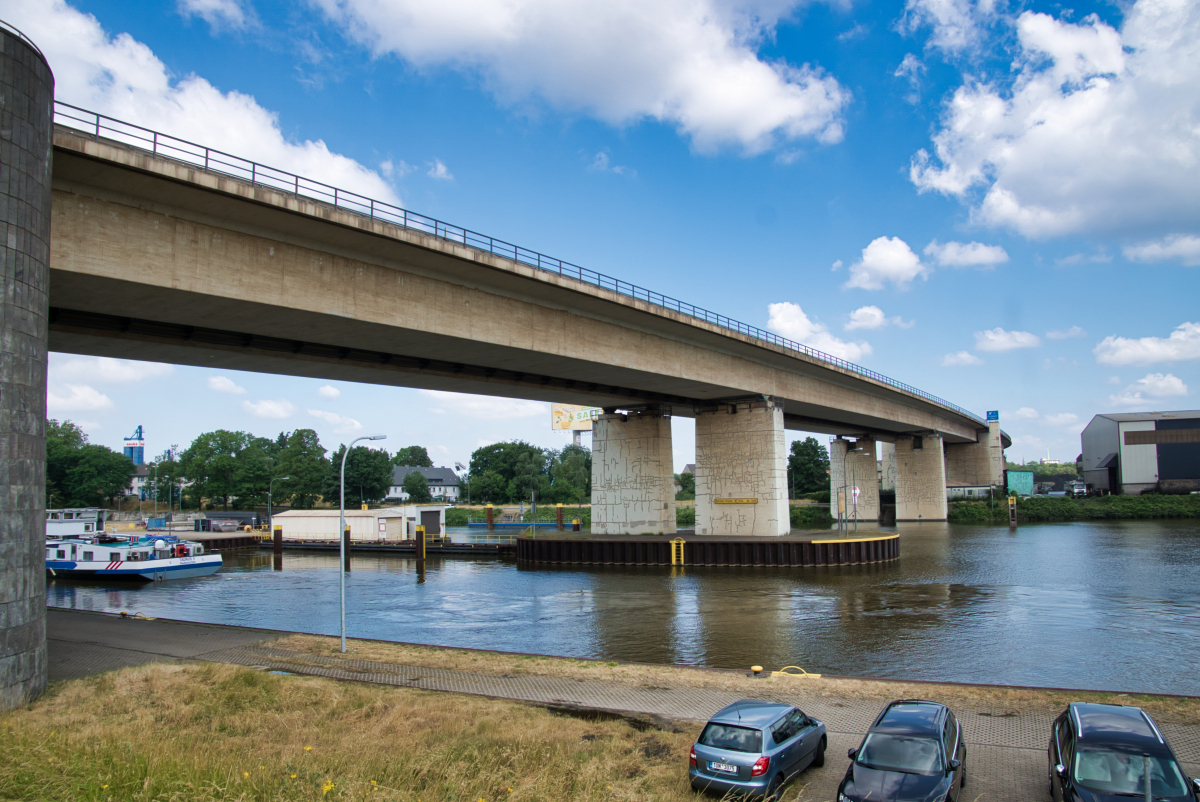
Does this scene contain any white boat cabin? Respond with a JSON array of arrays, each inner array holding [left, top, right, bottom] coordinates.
[[46, 508, 108, 538], [46, 536, 206, 563]]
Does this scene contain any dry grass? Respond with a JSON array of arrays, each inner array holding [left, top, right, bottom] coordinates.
[[1, 663, 719, 802], [270, 635, 1200, 725]]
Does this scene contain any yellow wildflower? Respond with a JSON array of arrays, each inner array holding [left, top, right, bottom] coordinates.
[[291, 774, 297, 779], [243, 772, 249, 778], [322, 780, 336, 795], [101, 785, 108, 790], [305, 746, 313, 752]]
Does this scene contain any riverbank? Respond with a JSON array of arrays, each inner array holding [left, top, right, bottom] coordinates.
[[949, 493, 1200, 523]]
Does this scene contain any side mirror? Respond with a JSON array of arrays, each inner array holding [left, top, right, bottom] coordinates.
[[1192, 777, 1200, 795], [847, 748, 857, 760], [948, 759, 962, 773], [1056, 764, 1068, 779]]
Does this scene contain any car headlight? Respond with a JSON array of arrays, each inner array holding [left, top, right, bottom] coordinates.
[[838, 794, 848, 802]]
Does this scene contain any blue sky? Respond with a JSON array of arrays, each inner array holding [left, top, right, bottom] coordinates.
[[10, 0, 1199, 470]]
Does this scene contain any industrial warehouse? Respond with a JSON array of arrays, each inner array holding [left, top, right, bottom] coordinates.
[[1081, 410, 1200, 494]]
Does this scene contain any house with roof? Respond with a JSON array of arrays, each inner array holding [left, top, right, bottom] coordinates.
[[387, 466, 462, 502], [1081, 410, 1200, 494]]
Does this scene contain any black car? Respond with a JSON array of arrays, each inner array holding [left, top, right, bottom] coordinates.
[[1048, 702, 1200, 801], [838, 700, 966, 802]]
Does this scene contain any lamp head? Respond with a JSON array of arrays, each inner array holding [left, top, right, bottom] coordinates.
[[367, 434, 387, 441]]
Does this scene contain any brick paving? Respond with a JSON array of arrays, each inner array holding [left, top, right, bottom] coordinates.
[[48, 609, 1200, 802]]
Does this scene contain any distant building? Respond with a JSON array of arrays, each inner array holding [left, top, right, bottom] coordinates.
[[273, 506, 445, 540], [387, 466, 461, 502], [128, 464, 150, 499], [123, 425, 145, 466], [1081, 410, 1200, 494]]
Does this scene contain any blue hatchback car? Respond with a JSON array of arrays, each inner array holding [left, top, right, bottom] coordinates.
[[690, 700, 827, 800]]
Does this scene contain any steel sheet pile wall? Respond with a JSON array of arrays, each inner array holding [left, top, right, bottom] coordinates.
[[516, 536, 899, 567]]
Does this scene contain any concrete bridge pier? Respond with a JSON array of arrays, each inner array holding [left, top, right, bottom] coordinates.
[[944, 420, 1005, 489], [0, 26, 53, 709], [830, 437, 880, 522], [694, 398, 789, 536], [894, 434, 948, 521], [590, 408, 676, 535]]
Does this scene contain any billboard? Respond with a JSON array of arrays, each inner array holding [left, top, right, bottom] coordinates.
[[552, 404, 601, 431]]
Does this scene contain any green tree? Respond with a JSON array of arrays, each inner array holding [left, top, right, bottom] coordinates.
[[675, 472, 696, 501], [473, 471, 509, 503], [67, 445, 136, 507], [276, 429, 328, 509], [391, 445, 434, 468], [325, 445, 393, 505], [469, 442, 544, 485], [788, 437, 831, 496], [232, 436, 277, 507], [401, 470, 433, 503], [549, 445, 591, 503], [180, 430, 251, 510], [148, 456, 185, 508], [46, 419, 89, 506]]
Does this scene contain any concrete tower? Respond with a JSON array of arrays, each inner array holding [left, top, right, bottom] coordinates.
[[0, 22, 53, 709]]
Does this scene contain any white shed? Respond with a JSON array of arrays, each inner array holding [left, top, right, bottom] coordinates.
[[273, 506, 446, 542]]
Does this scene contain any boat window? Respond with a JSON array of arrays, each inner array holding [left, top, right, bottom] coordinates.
[[64, 513, 74, 519], [82, 551, 93, 561], [56, 550, 65, 559], [110, 553, 121, 561], [85, 524, 93, 532]]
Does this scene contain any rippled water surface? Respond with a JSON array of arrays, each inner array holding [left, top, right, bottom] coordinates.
[[48, 520, 1200, 694]]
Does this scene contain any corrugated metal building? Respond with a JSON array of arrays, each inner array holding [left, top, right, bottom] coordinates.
[[273, 505, 445, 541], [1081, 410, 1200, 494]]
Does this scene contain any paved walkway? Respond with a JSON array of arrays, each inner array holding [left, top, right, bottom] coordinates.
[[47, 609, 1200, 802]]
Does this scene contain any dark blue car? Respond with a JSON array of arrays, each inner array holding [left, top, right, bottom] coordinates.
[[838, 700, 966, 802], [690, 700, 827, 799], [1048, 702, 1200, 802]]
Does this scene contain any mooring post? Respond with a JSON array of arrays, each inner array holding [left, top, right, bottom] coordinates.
[[273, 524, 283, 571], [486, 504, 494, 531], [556, 503, 563, 531], [572, 518, 581, 532], [343, 525, 351, 571], [416, 525, 426, 560], [1008, 495, 1018, 528]]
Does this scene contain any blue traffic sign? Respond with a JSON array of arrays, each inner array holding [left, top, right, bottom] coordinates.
[[986, 410, 999, 421]]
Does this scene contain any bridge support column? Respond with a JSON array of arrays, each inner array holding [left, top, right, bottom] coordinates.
[[895, 434, 948, 521], [829, 438, 880, 522], [944, 420, 1005, 489], [694, 398, 789, 536], [0, 28, 53, 709], [591, 409, 675, 535], [880, 441, 897, 493]]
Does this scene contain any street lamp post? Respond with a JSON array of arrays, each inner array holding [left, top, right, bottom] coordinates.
[[340, 435, 386, 653], [268, 475, 291, 538]]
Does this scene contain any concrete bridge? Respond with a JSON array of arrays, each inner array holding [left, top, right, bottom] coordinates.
[[1, 28, 1005, 706]]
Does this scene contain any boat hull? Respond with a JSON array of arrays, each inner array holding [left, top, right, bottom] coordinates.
[[46, 556, 222, 582]]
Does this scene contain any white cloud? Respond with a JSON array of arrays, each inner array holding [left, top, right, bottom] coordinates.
[[177, 0, 252, 30], [310, 0, 850, 154], [940, 350, 983, 366], [427, 159, 454, 180], [766, 302, 872, 362], [1108, 372, 1189, 406], [241, 399, 296, 419], [587, 151, 636, 176], [48, 384, 113, 412], [4, 0, 399, 205], [923, 239, 1008, 268], [1011, 407, 1039, 419], [844, 305, 913, 331], [893, 53, 925, 103], [844, 237, 929, 290], [207, 375, 246, 394], [1043, 412, 1080, 426], [910, 1, 1200, 238], [317, 384, 341, 399], [308, 408, 364, 435], [1094, 322, 1200, 366], [420, 390, 548, 420], [974, 327, 1040, 352], [1055, 250, 1112, 267], [1108, 376, 1123, 385], [1124, 235, 1200, 266], [1046, 326, 1086, 340], [54, 356, 173, 383], [900, 0, 989, 53], [830, 259, 843, 271]]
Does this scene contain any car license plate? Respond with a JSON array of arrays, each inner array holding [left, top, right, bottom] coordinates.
[[710, 762, 737, 774]]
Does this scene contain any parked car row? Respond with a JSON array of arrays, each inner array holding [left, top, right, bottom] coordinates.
[[690, 699, 1200, 802]]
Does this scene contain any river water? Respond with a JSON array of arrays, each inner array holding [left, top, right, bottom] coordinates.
[[48, 520, 1200, 695]]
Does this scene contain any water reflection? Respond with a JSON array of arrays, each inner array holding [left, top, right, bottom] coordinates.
[[47, 520, 1200, 694]]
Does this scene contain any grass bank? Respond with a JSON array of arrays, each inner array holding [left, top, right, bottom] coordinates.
[[2, 663, 699, 802], [948, 494, 1200, 524]]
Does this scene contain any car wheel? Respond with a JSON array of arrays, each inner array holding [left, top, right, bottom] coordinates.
[[765, 773, 784, 801], [812, 737, 827, 767]]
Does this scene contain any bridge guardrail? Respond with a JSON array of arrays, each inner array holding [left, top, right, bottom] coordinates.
[[52, 101, 984, 426]]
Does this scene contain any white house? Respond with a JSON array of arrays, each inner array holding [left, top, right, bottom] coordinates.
[[388, 466, 461, 502], [272, 505, 446, 541]]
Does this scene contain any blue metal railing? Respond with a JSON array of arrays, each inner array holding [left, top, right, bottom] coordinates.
[[52, 101, 984, 425]]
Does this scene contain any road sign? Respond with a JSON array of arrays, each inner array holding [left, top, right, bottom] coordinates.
[[851, 485, 860, 498], [987, 410, 999, 422]]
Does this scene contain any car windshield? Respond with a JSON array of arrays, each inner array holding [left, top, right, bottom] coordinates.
[[856, 734, 943, 774], [1074, 750, 1188, 797], [698, 723, 762, 753]]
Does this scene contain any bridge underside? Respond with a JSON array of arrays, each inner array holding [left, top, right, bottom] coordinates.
[[48, 133, 997, 446]]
